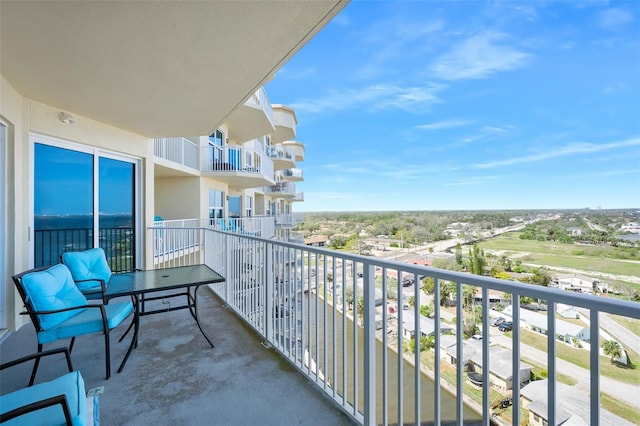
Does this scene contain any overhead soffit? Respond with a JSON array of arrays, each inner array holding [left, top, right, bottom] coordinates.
[[0, 1, 347, 138]]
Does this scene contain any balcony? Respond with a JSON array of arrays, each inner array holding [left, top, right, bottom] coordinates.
[[265, 182, 297, 198], [282, 140, 305, 162], [275, 213, 305, 228], [207, 216, 275, 239], [0, 283, 357, 425], [153, 137, 200, 176], [270, 105, 297, 144], [201, 145, 275, 189], [280, 168, 304, 182], [225, 87, 276, 143], [292, 192, 304, 202], [136, 227, 640, 425], [268, 145, 296, 170]]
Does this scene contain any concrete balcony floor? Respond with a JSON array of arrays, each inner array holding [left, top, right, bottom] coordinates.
[[0, 288, 357, 425]]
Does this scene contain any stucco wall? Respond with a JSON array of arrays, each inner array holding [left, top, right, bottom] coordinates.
[[1, 76, 155, 329]]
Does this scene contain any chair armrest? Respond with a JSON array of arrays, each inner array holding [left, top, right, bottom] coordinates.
[[0, 347, 73, 373], [74, 278, 107, 293], [22, 305, 92, 316], [0, 394, 73, 425]]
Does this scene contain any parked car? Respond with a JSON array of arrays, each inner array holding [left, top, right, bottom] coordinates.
[[490, 317, 506, 327], [471, 334, 483, 341], [498, 321, 513, 332]]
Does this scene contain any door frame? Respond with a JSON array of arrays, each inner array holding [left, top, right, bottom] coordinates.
[[29, 133, 142, 270]]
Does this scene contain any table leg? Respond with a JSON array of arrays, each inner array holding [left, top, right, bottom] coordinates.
[[117, 294, 140, 373], [194, 285, 214, 348]]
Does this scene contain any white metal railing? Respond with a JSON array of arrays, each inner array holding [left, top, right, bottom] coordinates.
[[205, 216, 275, 239], [265, 182, 296, 197], [281, 168, 303, 180], [267, 146, 294, 162], [292, 192, 304, 202], [275, 213, 305, 227], [153, 137, 199, 170], [148, 226, 640, 426], [200, 145, 274, 181], [248, 87, 274, 125]]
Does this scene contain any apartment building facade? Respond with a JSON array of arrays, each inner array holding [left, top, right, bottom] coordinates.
[[0, 1, 347, 331]]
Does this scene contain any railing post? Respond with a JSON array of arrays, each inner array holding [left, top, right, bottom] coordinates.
[[264, 242, 274, 345], [363, 262, 376, 426]]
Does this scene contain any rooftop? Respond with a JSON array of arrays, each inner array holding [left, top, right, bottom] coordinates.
[[0, 287, 357, 425]]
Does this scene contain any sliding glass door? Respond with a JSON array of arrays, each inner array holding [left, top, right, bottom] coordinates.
[[33, 137, 139, 272]]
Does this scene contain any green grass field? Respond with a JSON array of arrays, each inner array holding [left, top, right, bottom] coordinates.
[[477, 233, 640, 288]]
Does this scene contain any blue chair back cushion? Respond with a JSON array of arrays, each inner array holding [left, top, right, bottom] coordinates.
[[62, 248, 112, 292], [21, 264, 88, 330], [0, 370, 86, 426]]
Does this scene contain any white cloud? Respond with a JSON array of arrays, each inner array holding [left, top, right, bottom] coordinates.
[[416, 119, 473, 130], [431, 31, 530, 80], [473, 137, 640, 169], [598, 8, 634, 30], [447, 176, 500, 186], [291, 83, 444, 113]]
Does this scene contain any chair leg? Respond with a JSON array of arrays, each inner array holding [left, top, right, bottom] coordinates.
[[29, 343, 43, 386], [69, 337, 76, 353], [104, 328, 111, 380]]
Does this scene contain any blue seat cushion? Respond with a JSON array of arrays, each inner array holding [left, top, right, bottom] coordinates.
[[21, 265, 88, 330], [38, 301, 134, 344], [62, 248, 112, 292], [0, 370, 86, 426]]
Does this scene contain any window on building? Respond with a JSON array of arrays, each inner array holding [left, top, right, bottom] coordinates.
[[208, 129, 224, 165], [245, 196, 253, 217], [208, 189, 224, 225]]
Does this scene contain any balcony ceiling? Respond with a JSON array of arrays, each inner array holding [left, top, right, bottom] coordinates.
[[204, 172, 275, 189], [0, 1, 347, 138], [225, 104, 275, 143]]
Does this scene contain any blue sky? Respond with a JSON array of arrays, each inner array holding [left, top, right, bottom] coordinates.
[[265, 0, 640, 212]]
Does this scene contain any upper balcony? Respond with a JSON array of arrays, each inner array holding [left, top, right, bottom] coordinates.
[[270, 105, 297, 144], [268, 145, 296, 170], [153, 137, 201, 177], [265, 182, 297, 198], [282, 140, 305, 162], [201, 145, 275, 189], [279, 168, 304, 182], [225, 87, 276, 143]]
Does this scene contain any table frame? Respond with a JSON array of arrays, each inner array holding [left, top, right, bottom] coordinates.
[[103, 264, 225, 373]]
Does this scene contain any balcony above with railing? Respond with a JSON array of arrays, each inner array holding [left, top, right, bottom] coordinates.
[[279, 168, 303, 182], [270, 104, 297, 144], [201, 145, 275, 188], [225, 87, 275, 143], [267, 145, 296, 170], [292, 192, 304, 202], [282, 140, 305, 162], [264, 181, 297, 198], [154, 137, 201, 176]]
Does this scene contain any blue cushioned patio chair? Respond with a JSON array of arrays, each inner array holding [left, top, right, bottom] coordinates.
[[0, 348, 99, 426], [12, 264, 134, 384], [61, 248, 112, 300]]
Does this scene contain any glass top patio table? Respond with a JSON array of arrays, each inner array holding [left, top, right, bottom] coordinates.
[[104, 264, 224, 299], [103, 264, 225, 373]]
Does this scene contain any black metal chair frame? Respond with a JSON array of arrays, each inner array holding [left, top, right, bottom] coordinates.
[[0, 348, 75, 425], [12, 266, 129, 384]]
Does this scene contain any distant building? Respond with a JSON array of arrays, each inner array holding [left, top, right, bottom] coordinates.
[[304, 235, 328, 247], [443, 340, 532, 390], [502, 306, 590, 343], [553, 273, 608, 293], [521, 380, 633, 426], [400, 310, 453, 339]]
